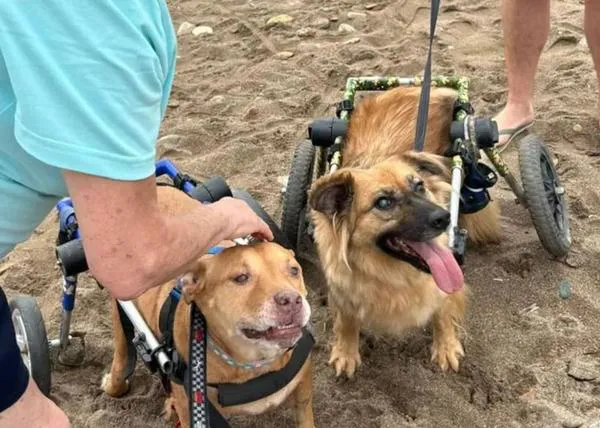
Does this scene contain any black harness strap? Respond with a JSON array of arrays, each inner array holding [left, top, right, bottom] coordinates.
[[209, 328, 315, 407], [413, 0, 442, 152], [123, 269, 314, 427]]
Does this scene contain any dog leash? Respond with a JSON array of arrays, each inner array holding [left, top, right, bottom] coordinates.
[[413, 0, 442, 152]]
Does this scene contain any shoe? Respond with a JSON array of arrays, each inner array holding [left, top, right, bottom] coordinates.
[[495, 120, 534, 153]]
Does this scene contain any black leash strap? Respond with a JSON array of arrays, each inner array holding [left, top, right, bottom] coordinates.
[[413, 0, 442, 152]]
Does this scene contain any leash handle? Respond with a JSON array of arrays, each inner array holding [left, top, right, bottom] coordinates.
[[413, 0, 441, 152]]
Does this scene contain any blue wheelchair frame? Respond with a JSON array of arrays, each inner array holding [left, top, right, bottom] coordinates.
[[52, 159, 203, 368]]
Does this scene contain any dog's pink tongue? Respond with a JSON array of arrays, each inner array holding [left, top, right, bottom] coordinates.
[[406, 241, 464, 294]]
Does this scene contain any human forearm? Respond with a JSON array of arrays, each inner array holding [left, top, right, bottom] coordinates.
[[63, 170, 272, 300], [88, 202, 231, 300]]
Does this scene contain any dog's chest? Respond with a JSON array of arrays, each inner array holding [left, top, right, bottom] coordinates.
[[330, 276, 445, 333]]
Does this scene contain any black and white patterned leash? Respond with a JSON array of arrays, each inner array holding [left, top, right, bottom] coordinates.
[[188, 302, 210, 428]]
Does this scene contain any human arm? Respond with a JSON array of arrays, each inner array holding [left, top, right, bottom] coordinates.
[[63, 171, 273, 300]]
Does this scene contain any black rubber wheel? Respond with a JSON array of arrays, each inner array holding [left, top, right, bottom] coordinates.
[[518, 134, 571, 257], [231, 188, 291, 249], [9, 295, 51, 396], [281, 140, 316, 252]]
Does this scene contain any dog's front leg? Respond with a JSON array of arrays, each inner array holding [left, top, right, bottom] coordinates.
[[101, 299, 131, 397], [431, 289, 467, 372], [293, 358, 315, 428], [329, 304, 362, 378]]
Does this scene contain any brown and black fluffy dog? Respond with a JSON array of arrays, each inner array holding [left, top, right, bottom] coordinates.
[[101, 186, 314, 428], [308, 86, 500, 379]]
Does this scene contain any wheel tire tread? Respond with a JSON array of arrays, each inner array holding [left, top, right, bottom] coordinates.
[[281, 140, 316, 251], [9, 295, 51, 396], [518, 134, 571, 257]]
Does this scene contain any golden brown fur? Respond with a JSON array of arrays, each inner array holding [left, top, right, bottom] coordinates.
[[308, 87, 500, 378], [344, 86, 501, 245], [101, 186, 314, 428]]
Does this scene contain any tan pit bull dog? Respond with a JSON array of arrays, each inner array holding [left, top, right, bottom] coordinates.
[[101, 185, 315, 428]]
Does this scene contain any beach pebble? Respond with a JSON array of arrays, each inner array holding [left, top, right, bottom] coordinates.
[[559, 280, 572, 299], [562, 418, 585, 428], [365, 3, 378, 9], [192, 26, 213, 36], [275, 51, 295, 60], [266, 14, 294, 28], [296, 27, 315, 38], [157, 134, 182, 146], [573, 123, 583, 133], [313, 17, 330, 29], [567, 356, 600, 381], [209, 95, 225, 103], [343, 37, 361, 45], [347, 11, 367, 20], [177, 21, 195, 35], [330, 16, 339, 22], [338, 23, 356, 33]]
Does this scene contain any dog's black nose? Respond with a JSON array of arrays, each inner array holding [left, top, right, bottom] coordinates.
[[428, 207, 450, 230], [274, 291, 302, 312]]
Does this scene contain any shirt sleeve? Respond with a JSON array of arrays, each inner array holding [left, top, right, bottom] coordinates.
[[0, 1, 167, 181]]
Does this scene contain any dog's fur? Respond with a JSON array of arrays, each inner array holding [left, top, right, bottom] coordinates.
[[308, 87, 501, 378], [101, 186, 315, 428]]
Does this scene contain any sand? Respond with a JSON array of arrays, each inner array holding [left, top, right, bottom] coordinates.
[[2, 0, 600, 426]]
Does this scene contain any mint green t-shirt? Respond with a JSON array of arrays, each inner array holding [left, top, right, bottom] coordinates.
[[0, 0, 177, 258]]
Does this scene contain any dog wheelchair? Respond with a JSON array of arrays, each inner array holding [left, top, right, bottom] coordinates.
[[280, 75, 572, 264], [8, 159, 311, 427]]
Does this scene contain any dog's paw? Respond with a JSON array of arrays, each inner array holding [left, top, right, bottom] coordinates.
[[101, 373, 130, 397], [328, 345, 361, 378], [431, 337, 464, 372]]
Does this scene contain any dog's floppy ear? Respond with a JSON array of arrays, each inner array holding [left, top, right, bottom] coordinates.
[[181, 259, 208, 304], [308, 170, 354, 217], [401, 151, 450, 180]]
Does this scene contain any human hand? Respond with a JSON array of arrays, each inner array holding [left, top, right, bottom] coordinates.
[[212, 197, 274, 242]]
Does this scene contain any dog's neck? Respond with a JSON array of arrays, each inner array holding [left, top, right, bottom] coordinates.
[[206, 334, 283, 370], [174, 301, 292, 380]]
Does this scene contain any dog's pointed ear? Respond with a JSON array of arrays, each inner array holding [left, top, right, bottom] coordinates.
[[309, 170, 354, 217], [401, 151, 450, 180], [181, 259, 209, 304]]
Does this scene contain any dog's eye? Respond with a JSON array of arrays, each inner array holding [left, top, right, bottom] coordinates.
[[290, 266, 300, 277], [233, 273, 250, 285], [374, 196, 393, 210], [413, 179, 425, 194]]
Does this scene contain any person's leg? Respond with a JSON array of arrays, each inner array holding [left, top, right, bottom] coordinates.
[[0, 288, 70, 428], [584, 0, 600, 127], [494, 0, 551, 147]]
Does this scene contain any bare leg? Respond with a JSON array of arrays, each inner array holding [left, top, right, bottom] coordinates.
[[0, 377, 70, 428], [584, 0, 600, 127], [494, 0, 551, 146]]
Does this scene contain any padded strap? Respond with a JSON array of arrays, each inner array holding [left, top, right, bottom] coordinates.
[[209, 328, 315, 407]]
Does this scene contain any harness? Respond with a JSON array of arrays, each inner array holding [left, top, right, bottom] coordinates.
[[117, 245, 315, 427]]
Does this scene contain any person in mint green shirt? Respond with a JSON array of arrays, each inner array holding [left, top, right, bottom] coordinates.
[[0, 2, 273, 426]]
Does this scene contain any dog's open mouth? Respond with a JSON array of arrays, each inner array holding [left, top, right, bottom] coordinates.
[[379, 235, 464, 294], [241, 323, 303, 342]]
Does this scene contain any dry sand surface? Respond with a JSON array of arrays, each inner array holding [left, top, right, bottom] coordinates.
[[3, 0, 600, 426]]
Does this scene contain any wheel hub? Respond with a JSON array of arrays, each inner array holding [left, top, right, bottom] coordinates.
[[541, 153, 566, 231], [11, 309, 32, 372]]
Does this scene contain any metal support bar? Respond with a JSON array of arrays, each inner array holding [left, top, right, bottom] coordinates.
[[117, 300, 173, 375]]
